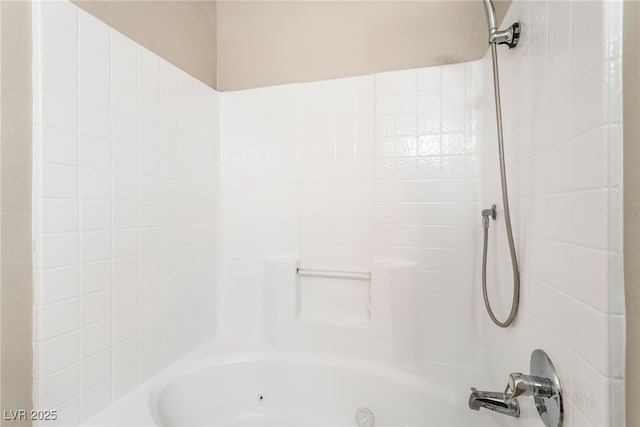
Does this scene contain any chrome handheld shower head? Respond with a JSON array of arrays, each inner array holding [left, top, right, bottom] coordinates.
[[482, 0, 498, 31]]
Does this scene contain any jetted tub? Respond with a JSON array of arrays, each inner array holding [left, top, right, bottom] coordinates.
[[84, 339, 506, 427]]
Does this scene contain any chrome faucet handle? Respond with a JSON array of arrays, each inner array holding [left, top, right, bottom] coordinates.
[[504, 372, 555, 402]]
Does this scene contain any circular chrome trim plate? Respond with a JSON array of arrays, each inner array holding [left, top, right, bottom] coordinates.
[[530, 349, 563, 427]]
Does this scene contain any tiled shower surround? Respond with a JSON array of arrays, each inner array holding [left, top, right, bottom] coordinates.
[[32, 0, 624, 426]]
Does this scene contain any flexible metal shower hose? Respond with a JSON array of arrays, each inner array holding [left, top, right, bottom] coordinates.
[[482, 43, 520, 328]]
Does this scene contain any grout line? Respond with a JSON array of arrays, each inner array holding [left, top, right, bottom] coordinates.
[[134, 42, 143, 387], [74, 7, 82, 421], [521, 270, 613, 317]]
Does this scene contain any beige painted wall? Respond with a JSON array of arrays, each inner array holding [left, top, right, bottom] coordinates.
[[75, 0, 508, 91], [72, 0, 217, 88], [0, 1, 32, 425], [625, 1, 640, 425], [216, 0, 509, 90]]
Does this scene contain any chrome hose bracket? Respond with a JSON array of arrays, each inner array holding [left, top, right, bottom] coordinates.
[[481, 204, 497, 229]]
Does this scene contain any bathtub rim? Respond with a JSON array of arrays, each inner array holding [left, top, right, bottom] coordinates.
[[82, 337, 497, 427]]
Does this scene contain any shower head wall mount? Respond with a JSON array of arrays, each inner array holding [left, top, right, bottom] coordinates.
[[490, 22, 520, 48], [482, 0, 521, 48]]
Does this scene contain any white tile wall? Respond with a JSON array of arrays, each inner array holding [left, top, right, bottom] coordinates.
[[32, 1, 220, 423], [372, 65, 480, 366], [476, 0, 624, 426], [219, 63, 480, 365], [218, 84, 300, 336]]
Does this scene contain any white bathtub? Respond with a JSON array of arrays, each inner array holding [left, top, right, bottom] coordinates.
[[84, 339, 506, 427]]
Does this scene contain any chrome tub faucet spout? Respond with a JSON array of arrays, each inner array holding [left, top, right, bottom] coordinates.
[[468, 387, 521, 417]]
